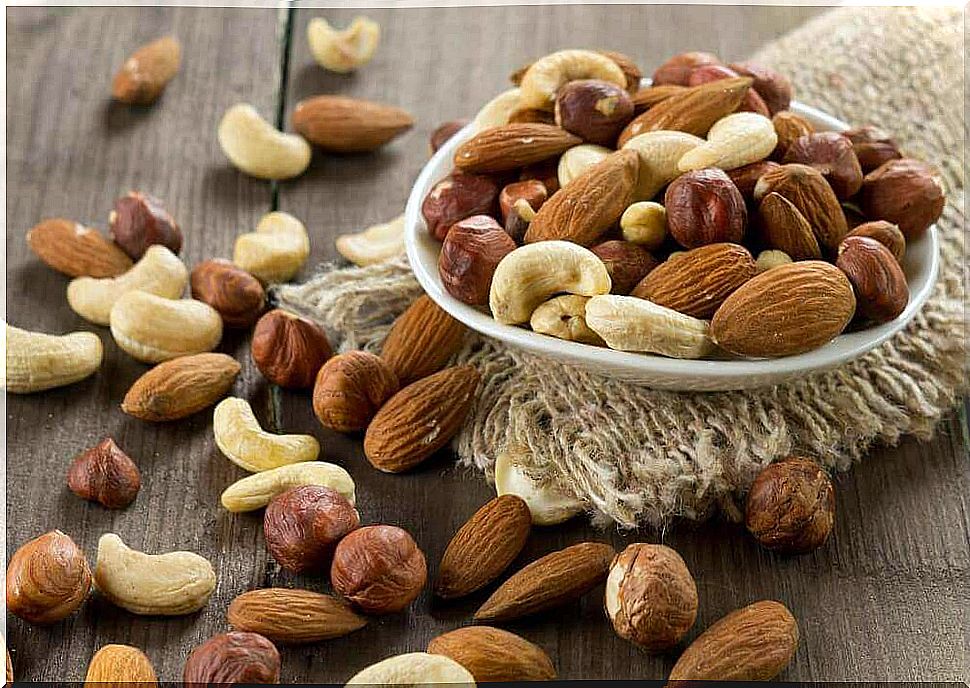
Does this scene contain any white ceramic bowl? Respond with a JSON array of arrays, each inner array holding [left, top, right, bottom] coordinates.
[[404, 101, 939, 391]]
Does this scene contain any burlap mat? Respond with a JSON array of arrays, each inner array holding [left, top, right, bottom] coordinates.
[[279, 6, 967, 528]]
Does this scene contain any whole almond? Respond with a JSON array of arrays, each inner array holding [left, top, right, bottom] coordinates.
[[757, 192, 822, 260], [428, 626, 556, 682], [112, 36, 181, 105], [228, 588, 366, 644], [631, 84, 688, 112], [754, 163, 848, 251], [27, 218, 133, 278], [435, 495, 532, 600], [85, 644, 157, 687], [474, 542, 615, 623], [292, 95, 414, 153], [381, 295, 468, 385], [121, 353, 241, 421], [454, 124, 581, 174]]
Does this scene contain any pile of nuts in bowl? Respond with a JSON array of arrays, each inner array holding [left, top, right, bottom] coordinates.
[[422, 48, 945, 360]]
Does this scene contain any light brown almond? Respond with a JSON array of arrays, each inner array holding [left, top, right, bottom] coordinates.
[[27, 218, 133, 278], [454, 124, 581, 174], [84, 644, 157, 688], [227, 588, 366, 644], [111, 36, 181, 105], [754, 163, 848, 251], [771, 110, 814, 160], [631, 84, 689, 112], [381, 295, 468, 385], [121, 353, 241, 421], [428, 626, 556, 682], [757, 192, 822, 260], [292, 95, 414, 153]]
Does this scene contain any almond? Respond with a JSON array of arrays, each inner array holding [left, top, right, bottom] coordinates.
[[227, 588, 366, 644], [435, 495, 531, 600], [84, 644, 157, 687], [711, 261, 856, 358], [111, 36, 181, 105], [668, 600, 799, 681], [292, 95, 414, 153], [525, 149, 639, 246], [363, 365, 480, 473], [474, 541, 615, 623], [754, 163, 848, 252], [27, 218, 133, 278], [454, 124, 582, 174], [631, 84, 688, 112], [757, 192, 822, 260], [427, 626, 556, 682], [381, 295, 468, 385], [121, 353, 241, 421]]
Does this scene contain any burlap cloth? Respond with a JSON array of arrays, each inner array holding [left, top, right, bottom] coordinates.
[[278, 6, 967, 529]]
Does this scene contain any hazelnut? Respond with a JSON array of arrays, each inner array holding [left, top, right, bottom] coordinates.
[[313, 351, 400, 433], [651, 51, 721, 86], [109, 191, 182, 260], [429, 119, 469, 154], [190, 259, 266, 328], [504, 198, 536, 244], [665, 168, 747, 248], [745, 456, 835, 554], [619, 201, 667, 250], [331, 525, 427, 614], [783, 132, 863, 200], [554, 79, 634, 146], [842, 124, 902, 172], [605, 543, 698, 651], [507, 108, 556, 125], [770, 111, 814, 160], [726, 160, 781, 201], [6, 530, 91, 624], [727, 61, 793, 115], [438, 215, 516, 305], [264, 485, 360, 574], [590, 240, 659, 294], [184, 631, 280, 684], [422, 172, 499, 241], [846, 220, 906, 262], [66, 437, 141, 509], [860, 158, 945, 238], [251, 309, 333, 389], [836, 235, 909, 323], [687, 64, 769, 116], [519, 158, 561, 194], [498, 180, 548, 223]]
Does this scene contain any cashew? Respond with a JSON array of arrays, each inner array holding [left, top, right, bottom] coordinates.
[[678, 112, 778, 172], [67, 245, 187, 326], [217, 104, 311, 180], [220, 461, 355, 512], [557, 144, 610, 188], [585, 295, 714, 359], [529, 295, 604, 346], [489, 241, 611, 325], [495, 445, 583, 526], [4, 323, 102, 393], [472, 88, 522, 131], [622, 130, 704, 201], [307, 16, 380, 73], [346, 653, 475, 686], [213, 397, 319, 473], [519, 49, 627, 110], [335, 213, 404, 266], [755, 249, 793, 273], [233, 211, 310, 283], [93, 533, 216, 616], [109, 291, 222, 363], [620, 201, 667, 250]]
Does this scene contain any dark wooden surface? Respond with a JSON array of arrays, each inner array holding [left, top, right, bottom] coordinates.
[[6, 5, 969, 683]]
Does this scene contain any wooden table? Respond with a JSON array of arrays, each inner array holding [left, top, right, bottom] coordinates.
[[6, 5, 969, 683]]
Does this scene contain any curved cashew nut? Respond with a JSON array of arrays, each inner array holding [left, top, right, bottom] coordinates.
[[93, 533, 216, 616], [307, 16, 380, 73], [335, 213, 404, 266], [557, 144, 610, 188], [67, 245, 187, 325], [585, 295, 714, 359], [622, 130, 704, 201], [620, 201, 668, 250], [529, 295, 604, 346], [495, 445, 584, 526], [472, 88, 522, 131], [489, 241, 611, 325], [213, 397, 320, 473], [233, 211, 310, 284], [217, 104, 311, 180], [109, 291, 222, 363], [519, 50, 627, 110], [346, 653, 475, 686], [678, 112, 777, 172], [220, 461, 355, 512], [4, 323, 103, 393]]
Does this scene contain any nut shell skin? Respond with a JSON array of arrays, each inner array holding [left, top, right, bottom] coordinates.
[[686, 64, 769, 117], [6, 530, 92, 624], [422, 172, 500, 241], [109, 191, 182, 260], [860, 158, 945, 239], [770, 110, 814, 160], [783, 132, 863, 200], [190, 259, 266, 328], [498, 180, 548, 223], [312, 351, 399, 433], [843, 124, 902, 172], [263, 485, 360, 574], [728, 61, 793, 115], [590, 240, 658, 295], [380, 295, 467, 385], [836, 236, 909, 323], [651, 51, 721, 86], [121, 352, 242, 422], [26, 218, 133, 278], [754, 163, 848, 252], [67, 437, 141, 509], [251, 309, 333, 389], [554, 79, 635, 146], [331, 525, 427, 614], [726, 161, 781, 201], [183, 631, 280, 685], [430, 119, 470, 154], [845, 220, 906, 262], [438, 215, 517, 305], [665, 168, 747, 248], [112, 36, 181, 105]]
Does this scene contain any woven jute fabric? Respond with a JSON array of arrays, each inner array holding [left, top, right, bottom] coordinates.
[[278, 6, 967, 529]]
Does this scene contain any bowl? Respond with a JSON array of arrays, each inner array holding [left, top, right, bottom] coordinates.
[[404, 101, 939, 391]]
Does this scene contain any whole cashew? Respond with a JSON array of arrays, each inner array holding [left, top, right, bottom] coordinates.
[[678, 112, 778, 172], [622, 130, 704, 201], [5, 323, 102, 393], [489, 241, 611, 325], [220, 461, 355, 512], [519, 50, 627, 110], [233, 211, 310, 284], [335, 213, 404, 267], [585, 295, 714, 359], [67, 245, 187, 325], [307, 16, 380, 73], [217, 104, 311, 180], [495, 445, 584, 526], [557, 144, 610, 188], [109, 291, 222, 363], [529, 295, 604, 345], [93, 533, 216, 616], [472, 88, 522, 131], [213, 397, 320, 473], [346, 653, 475, 686]]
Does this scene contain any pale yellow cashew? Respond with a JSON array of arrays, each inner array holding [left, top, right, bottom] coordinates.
[[4, 323, 102, 394], [346, 653, 475, 686], [217, 104, 311, 180], [109, 291, 222, 363], [529, 295, 604, 346], [233, 211, 310, 284], [220, 461, 355, 512], [335, 214, 404, 266], [213, 397, 320, 473], [622, 130, 704, 201], [307, 16, 380, 73], [494, 445, 584, 526], [678, 112, 778, 172], [518, 49, 626, 110], [557, 144, 610, 188], [472, 88, 522, 131], [585, 295, 714, 359]]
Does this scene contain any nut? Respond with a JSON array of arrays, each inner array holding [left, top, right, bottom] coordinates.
[[745, 456, 836, 554], [507, 107, 556, 125], [313, 351, 400, 432], [620, 201, 667, 250], [264, 485, 360, 574], [557, 143, 611, 188], [843, 124, 902, 172], [218, 103, 311, 180], [554, 79, 634, 146], [346, 653, 474, 686], [504, 198, 536, 243], [428, 626, 556, 683], [631, 84, 688, 112], [498, 180, 548, 222], [122, 352, 240, 421], [213, 397, 320, 472], [111, 36, 181, 105], [454, 123, 581, 174], [472, 87, 522, 131], [494, 445, 584, 525], [529, 295, 604, 345], [93, 533, 215, 615], [6, 530, 91, 624], [754, 163, 849, 251], [109, 191, 182, 260], [783, 131, 863, 199], [726, 160, 781, 200], [439, 215, 517, 305], [605, 543, 698, 651], [757, 191, 822, 260], [598, 50, 643, 93], [585, 295, 715, 359], [251, 309, 332, 389], [4, 323, 103, 394], [183, 632, 280, 685], [430, 119, 469, 154], [336, 213, 405, 266], [622, 130, 704, 201], [770, 110, 814, 160], [27, 218, 133, 278], [518, 49, 627, 110], [307, 16, 379, 73], [846, 220, 906, 262], [519, 158, 561, 194], [860, 158, 945, 238], [221, 461, 356, 512], [665, 168, 747, 247], [233, 211, 310, 284], [755, 249, 793, 273], [85, 644, 157, 686], [422, 172, 499, 241], [836, 235, 909, 323], [686, 64, 770, 116], [590, 240, 659, 294], [67, 437, 141, 509], [291, 95, 413, 153], [109, 291, 223, 363], [190, 259, 266, 328], [228, 588, 367, 644], [651, 51, 721, 86], [727, 61, 793, 115], [678, 112, 778, 172], [331, 525, 427, 614]]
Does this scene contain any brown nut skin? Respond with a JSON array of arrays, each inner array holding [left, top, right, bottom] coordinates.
[[836, 236, 909, 323], [843, 124, 902, 172], [504, 199, 535, 244], [498, 180, 548, 223], [846, 220, 906, 262], [190, 259, 266, 328], [754, 163, 849, 252], [438, 215, 517, 305], [727, 161, 781, 201], [430, 119, 470, 154], [112, 36, 181, 105], [554, 79, 635, 147], [380, 295, 467, 385], [728, 61, 793, 115], [109, 191, 182, 260], [745, 456, 835, 554], [251, 309, 333, 389], [770, 110, 814, 160], [651, 51, 721, 86], [422, 172, 500, 241], [590, 240, 659, 295], [860, 158, 945, 239], [183, 631, 280, 685], [26, 218, 133, 278], [665, 168, 747, 248], [67, 437, 141, 509], [519, 159, 560, 195], [313, 351, 399, 433], [687, 64, 770, 117], [508, 108, 556, 125], [599, 50, 643, 93], [331, 525, 427, 614], [263, 485, 360, 574], [6, 530, 92, 624], [783, 132, 863, 200]]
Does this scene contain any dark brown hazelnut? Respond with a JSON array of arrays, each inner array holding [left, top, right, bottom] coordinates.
[[183, 631, 280, 684], [687, 64, 769, 116], [842, 124, 902, 172], [66, 438, 141, 509], [845, 220, 906, 262], [251, 309, 333, 389], [590, 240, 659, 294], [836, 235, 909, 323], [190, 259, 266, 328], [429, 119, 470, 154], [331, 525, 427, 614], [438, 215, 516, 305], [727, 161, 781, 201], [498, 180, 548, 222], [783, 132, 863, 200], [519, 159, 560, 194], [504, 199, 535, 244], [665, 168, 747, 248], [312, 351, 399, 433], [264, 486, 360, 574], [554, 79, 634, 146], [728, 61, 793, 115], [770, 111, 814, 160], [422, 172, 499, 241], [109, 191, 181, 260], [860, 158, 945, 239], [651, 51, 721, 86], [6, 530, 92, 624]]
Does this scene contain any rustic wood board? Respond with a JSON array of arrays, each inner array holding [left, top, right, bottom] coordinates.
[[6, 4, 969, 683]]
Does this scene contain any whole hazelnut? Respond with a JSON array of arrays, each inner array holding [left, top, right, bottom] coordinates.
[[498, 180, 548, 223], [665, 168, 747, 248], [251, 309, 333, 389], [554, 79, 634, 146], [313, 351, 400, 433], [745, 456, 835, 554], [438, 215, 516, 305], [842, 124, 902, 172], [519, 159, 560, 194], [504, 198, 536, 244], [6, 530, 91, 624], [183, 631, 280, 684], [860, 158, 945, 239], [727, 160, 781, 201], [770, 111, 814, 160], [619, 201, 667, 250], [109, 191, 182, 260], [651, 51, 721, 86], [727, 61, 793, 115], [421, 172, 499, 241], [264, 485, 360, 574], [66, 437, 141, 509], [687, 64, 769, 116], [429, 119, 469, 154], [605, 543, 698, 651], [190, 259, 266, 328], [836, 235, 909, 323], [846, 220, 906, 262], [590, 240, 659, 294], [783, 132, 863, 200], [331, 525, 427, 614]]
